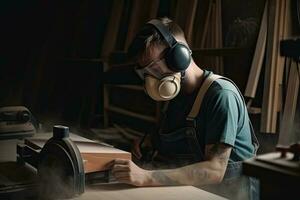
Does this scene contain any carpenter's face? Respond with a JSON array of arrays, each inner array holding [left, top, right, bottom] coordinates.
[[135, 45, 174, 80]]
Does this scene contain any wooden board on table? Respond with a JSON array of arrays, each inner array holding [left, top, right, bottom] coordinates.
[[73, 184, 227, 200], [25, 133, 131, 173]]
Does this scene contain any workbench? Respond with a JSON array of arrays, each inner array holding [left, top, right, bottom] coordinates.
[[73, 183, 227, 200], [1, 131, 227, 200], [0, 163, 227, 200], [243, 152, 300, 199]]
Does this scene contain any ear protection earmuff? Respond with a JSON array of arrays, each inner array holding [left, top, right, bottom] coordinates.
[[147, 19, 192, 72]]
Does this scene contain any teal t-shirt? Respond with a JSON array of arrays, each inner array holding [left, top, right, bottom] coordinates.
[[161, 71, 256, 162]]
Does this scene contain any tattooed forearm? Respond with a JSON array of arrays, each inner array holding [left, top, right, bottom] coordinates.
[[147, 144, 232, 187], [179, 163, 223, 185], [149, 163, 224, 186], [151, 171, 181, 186], [186, 168, 209, 181]]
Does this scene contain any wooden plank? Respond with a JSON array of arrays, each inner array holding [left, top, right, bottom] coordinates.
[[26, 133, 131, 173], [278, 0, 292, 85], [101, 1, 125, 127], [172, 0, 198, 45], [210, 1, 217, 72], [277, 0, 292, 111], [261, 0, 291, 133], [101, 0, 124, 60], [215, 0, 221, 74], [276, 0, 286, 112], [192, 0, 208, 47], [124, 0, 143, 50], [215, 0, 220, 49], [260, 0, 281, 133], [278, 62, 299, 147], [173, 0, 186, 27], [217, 0, 224, 75], [147, 0, 160, 19], [244, 1, 268, 98], [74, 184, 228, 200], [184, 0, 198, 45], [200, 1, 213, 48], [212, 1, 218, 72]]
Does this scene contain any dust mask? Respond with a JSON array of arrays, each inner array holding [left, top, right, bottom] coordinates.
[[144, 73, 181, 101]]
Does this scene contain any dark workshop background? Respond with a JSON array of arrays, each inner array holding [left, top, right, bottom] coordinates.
[[0, 0, 299, 153]]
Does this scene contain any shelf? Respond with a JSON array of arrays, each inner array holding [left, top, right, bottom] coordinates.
[[63, 58, 104, 62], [192, 47, 252, 57], [105, 106, 157, 123], [107, 84, 144, 91]]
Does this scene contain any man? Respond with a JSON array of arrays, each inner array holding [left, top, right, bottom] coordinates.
[[107, 17, 259, 200]]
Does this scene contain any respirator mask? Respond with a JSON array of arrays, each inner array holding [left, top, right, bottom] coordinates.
[[145, 73, 181, 101], [135, 58, 182, 101]]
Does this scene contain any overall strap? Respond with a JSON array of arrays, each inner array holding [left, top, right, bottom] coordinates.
[[187, 73, 259, 152], [187, 74, 223, 120]]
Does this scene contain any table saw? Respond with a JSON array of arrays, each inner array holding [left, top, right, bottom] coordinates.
[[1, 125, 227, 200], [0, 106, 227, 199]]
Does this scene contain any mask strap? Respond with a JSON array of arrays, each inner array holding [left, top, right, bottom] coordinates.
[[180, 71, 185, 83]]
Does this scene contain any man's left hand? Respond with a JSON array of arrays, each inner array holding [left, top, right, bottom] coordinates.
[[107, 159, 152, 186]]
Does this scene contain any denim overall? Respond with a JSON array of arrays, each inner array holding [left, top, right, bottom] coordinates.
[[151, 74, 260, 200]]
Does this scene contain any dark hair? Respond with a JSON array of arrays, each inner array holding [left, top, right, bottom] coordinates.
[[127, 17, 185, 61]]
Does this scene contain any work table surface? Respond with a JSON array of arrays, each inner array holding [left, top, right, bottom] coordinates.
[[72, 183, 227, 200], [0, 162, 225, 200]]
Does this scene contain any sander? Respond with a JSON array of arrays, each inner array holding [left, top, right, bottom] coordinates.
[[0, 106, 36, 140]]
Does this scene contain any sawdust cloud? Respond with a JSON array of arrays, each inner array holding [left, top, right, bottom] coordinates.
[[36, 160, 82, 200]]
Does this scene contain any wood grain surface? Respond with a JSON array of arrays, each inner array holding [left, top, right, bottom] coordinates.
[[72, 183, 227, 200]]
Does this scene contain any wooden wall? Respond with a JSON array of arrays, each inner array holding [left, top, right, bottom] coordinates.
[[1, 0, 276, 134]]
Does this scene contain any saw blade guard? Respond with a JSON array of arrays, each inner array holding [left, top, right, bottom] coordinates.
[[37, 125, 85, 199]]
